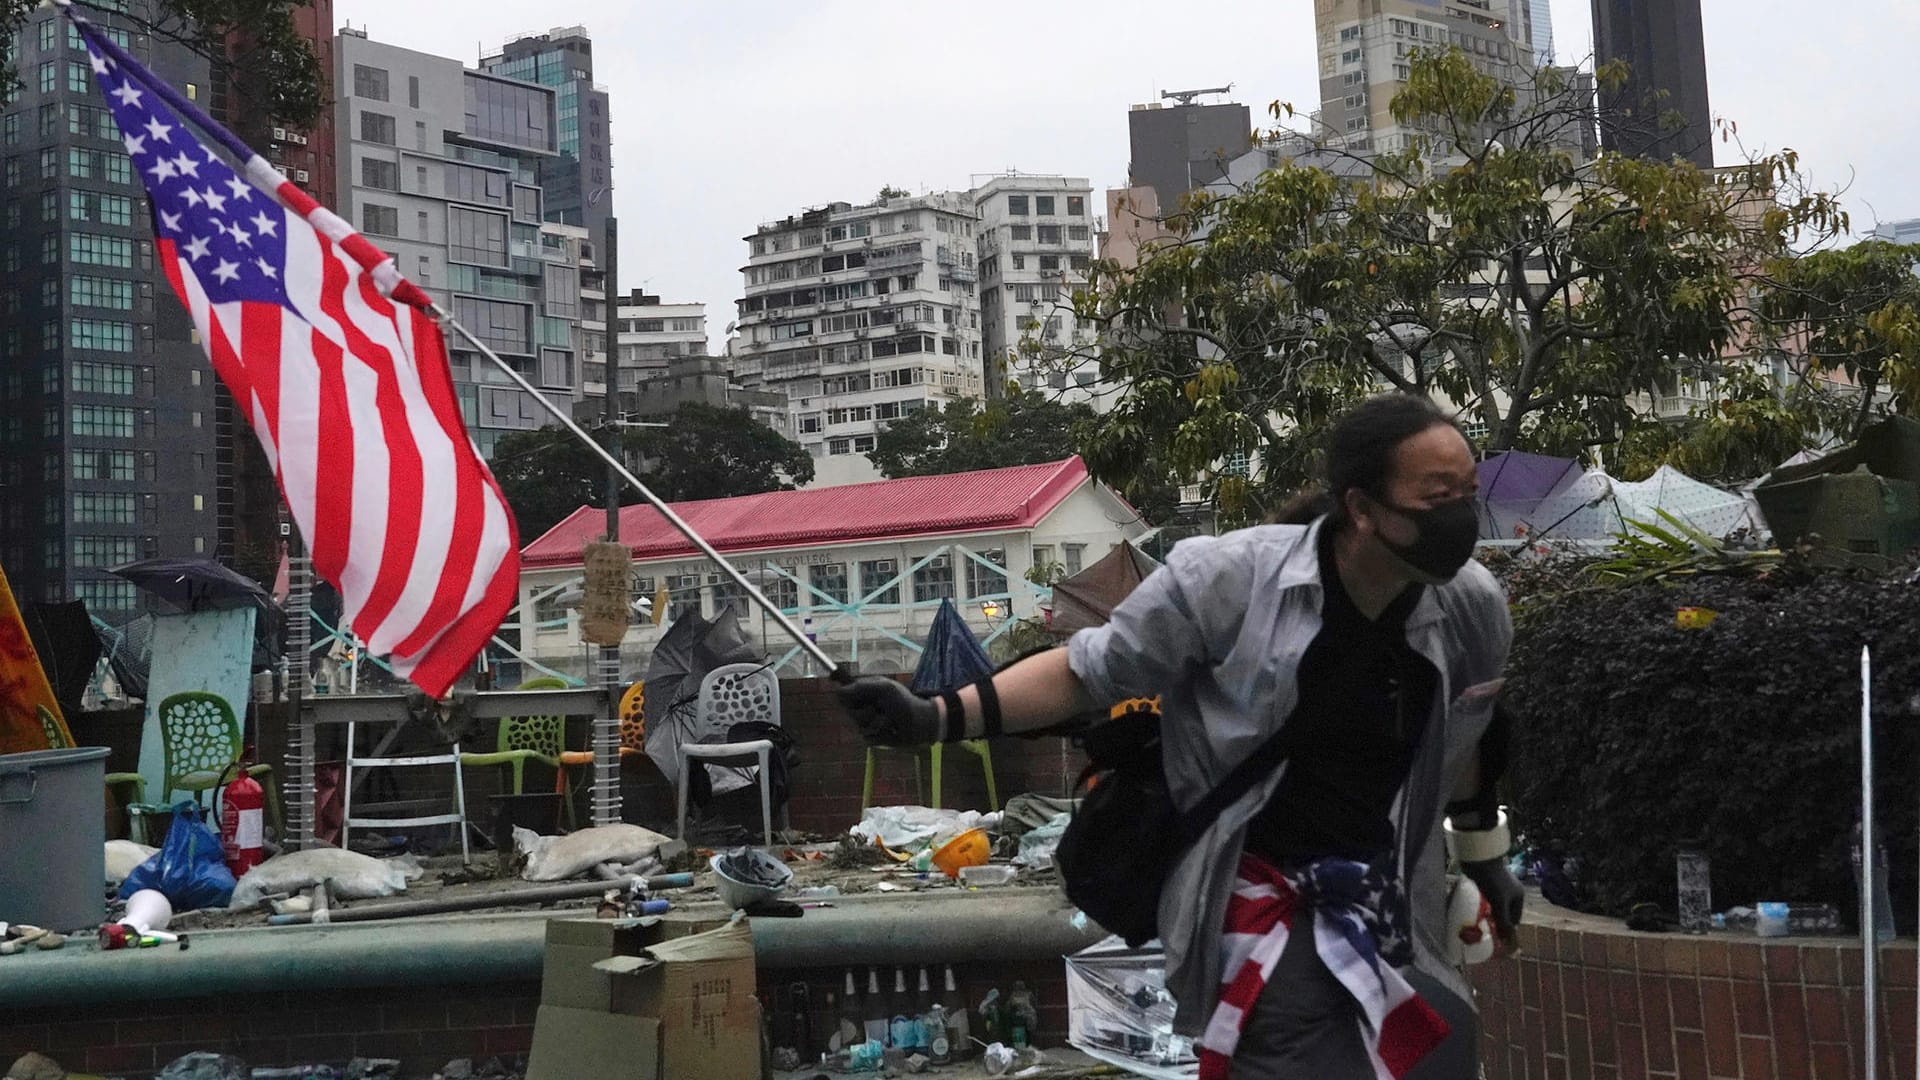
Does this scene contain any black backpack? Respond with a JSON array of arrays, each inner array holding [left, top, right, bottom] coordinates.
[[1055, 705, 1296, 947]]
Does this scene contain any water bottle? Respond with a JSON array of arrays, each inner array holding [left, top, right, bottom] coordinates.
[[1852, 820, 1896, 943], [1675, 844, 1712, 934]]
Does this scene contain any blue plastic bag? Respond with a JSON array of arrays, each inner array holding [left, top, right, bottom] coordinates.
[[119, 801, 236, 911]]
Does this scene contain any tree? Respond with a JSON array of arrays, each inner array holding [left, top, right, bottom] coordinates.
[[876, 184, 911, 201], [869, 389, 1096, 479], [625, 402, 814, 503], [490, 426, 611, 541], [2, 1, 326, 128], [492, 405, 815, 541], [1758, 240, 1920, 436], [1061, 50, 1847, 524]]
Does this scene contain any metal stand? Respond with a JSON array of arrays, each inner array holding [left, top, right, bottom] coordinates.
[[342, 718, 469, 862], [284, 535, 317, 849], [1862, 645, 1879, 1080]]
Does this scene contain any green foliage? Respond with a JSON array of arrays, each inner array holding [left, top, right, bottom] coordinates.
[[492, 405, 814, 540], [1506, 564, 1920, 925], [1585, 510, 1780, 587], [1758, 239, 1920, 435], [1610, 368, 1831, 484], [870, 389, 1095, 478], [490, 426, 612, 541], [876, 184, 910, 201], [1067, 48, 1847, 523], [625, 402, 815, 503], [2, 1, 326, 128]]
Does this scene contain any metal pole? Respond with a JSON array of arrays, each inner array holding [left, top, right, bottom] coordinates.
[[593, 214, 623, 828], [284, 523, 316, 849], [431, 303, 846, 681], [1863, 645, 1879, 1080]]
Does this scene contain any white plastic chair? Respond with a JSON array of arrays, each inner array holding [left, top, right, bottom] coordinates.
[[676, 662, 782, 846]]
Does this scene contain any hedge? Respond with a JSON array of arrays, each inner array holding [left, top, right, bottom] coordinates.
[[1502, 561, 1920, 928]]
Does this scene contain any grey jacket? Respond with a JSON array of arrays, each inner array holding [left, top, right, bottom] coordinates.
[[1066, 519, 1512, 1034]]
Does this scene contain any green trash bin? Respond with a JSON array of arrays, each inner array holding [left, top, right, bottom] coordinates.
[[0, 746, 110, 931]]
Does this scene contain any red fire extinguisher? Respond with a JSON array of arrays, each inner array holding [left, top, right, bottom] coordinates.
[[218, 762, 265, 879]]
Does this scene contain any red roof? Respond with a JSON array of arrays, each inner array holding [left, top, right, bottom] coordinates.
[[521, 457, 1093, 568]]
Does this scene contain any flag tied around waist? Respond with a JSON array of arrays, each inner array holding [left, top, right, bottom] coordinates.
[[65, 4, 521, 696]]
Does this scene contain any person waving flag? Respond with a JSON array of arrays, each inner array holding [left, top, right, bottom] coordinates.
[[62, 1, 520, 696]]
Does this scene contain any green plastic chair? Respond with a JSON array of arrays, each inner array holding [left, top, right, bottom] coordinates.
[[862, 740, 998, 813], [460, 676, 588, 829], [39, 704, 148, 807], [155, 690, 283, 838]]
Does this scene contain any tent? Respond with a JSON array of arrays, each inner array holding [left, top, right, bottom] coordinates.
[[911, 599, 995, 694], [1049, 542, 1160, 635], [1476, 451, 1582, 539], [1753, 417, 1920, 563], [1490, 465, 1754, 542]]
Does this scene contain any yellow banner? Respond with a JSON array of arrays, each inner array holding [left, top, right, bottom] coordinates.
[[0, 559, 67, 754]]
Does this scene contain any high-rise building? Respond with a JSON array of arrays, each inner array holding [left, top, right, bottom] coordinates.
[[970, 174, 1103, 405], [1316, 0, 1535, 156], [333, 29, 588, 459], [1869, 219, 1920, 245], [1126, 97, 1250, 214], [1525, 0, 1554, 63], [732, 194, 985, 487], [479, 26, 611, 240], [1592, 0, 1713, 169], [209, 0, 337, 574], [0, 3, 217, 614], [615, 291, 708, 387]]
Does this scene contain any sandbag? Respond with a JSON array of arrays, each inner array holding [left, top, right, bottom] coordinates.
[[106, 840, 159, 885], [514, 823, 671, 882], [228, 848, 423, 910]]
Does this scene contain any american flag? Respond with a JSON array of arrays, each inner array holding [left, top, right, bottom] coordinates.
[[67, 6, 521, 697]]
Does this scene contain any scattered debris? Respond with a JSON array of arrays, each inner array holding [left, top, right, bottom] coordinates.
[[155, 1051, 248, 1080], [343, 1058, 400, 1079], [5, 1051, 66, 1080], [514, 824, 671, 882], [827, 836, 893, 870], [230, 849, 422, 910]]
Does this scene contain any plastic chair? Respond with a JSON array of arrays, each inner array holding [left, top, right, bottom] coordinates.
[[676, 663, 781, 846], [40, 704, 147, 806], [861, 740, 998, 813], [460, 676, 590, 829], [155, 691, 283, 837]]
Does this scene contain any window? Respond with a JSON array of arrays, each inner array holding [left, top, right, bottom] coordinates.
[[40, 191, 57, 221], [39, 61, 55, 94], [408, 76, 421, 109], [966, 549, 1007, 598], [451, 295, 531, 353], [1342, 48, 1362, 64], [2, 115, 15, 145], [1071, 254, 1091, 272], [38, 19, 56, 51], [1039, 255, 1060, 272], [1031, 545, 1055, 574], [1007, 195, 1028, 216], [69, 275, 133, 310], [416, 120, 428, 151], [1011, 254, 1025, 270], [70, 361, 136, 394], [1340, 24, 1360, 40], [70, 319, 133, 352], [71, 449, 135, 481], [809, 563, 847, 605], [70, 190, 132, 226], [1067, 195, 1085, 216], [798, 413, 822, 435], [1062, 544, 1086, 575], [827, 437, 851, 455], [1035, 196, 1055, 216], [40, 102, 58, 137], [1068, 225, 1090, 242], [708, 572, 747, 617], [360, 110, 396, 145], [71, 403, 136, 436], [360, 157, 398, 191], [361, 203, 399, 236], [859, 559, 899, 605], [73, 492, 137, 524], [1038, 225, 1061, 244], [73, 580, 138, 611], [1010, 224, 1031, 241], [40, 147, 57, 178], [513, 185, 540, 221], [852, 435, 876, 453], [73, 536, 138, 566], [67, 60, 89, 93], [353, 64, 390, 102], [448, 206, 509, 265], [913, 554, 954, 603]]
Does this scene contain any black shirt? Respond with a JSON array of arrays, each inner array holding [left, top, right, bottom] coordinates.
[[1241, 526, 1439, 866]]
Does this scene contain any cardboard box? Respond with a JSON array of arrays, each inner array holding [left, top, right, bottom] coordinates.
[[540, 917, 667, 1011], [529, 919, 761, 1080]]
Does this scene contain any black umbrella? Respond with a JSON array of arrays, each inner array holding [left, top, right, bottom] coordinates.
[[643, 607, 759, 795], [109, 557, 277, 614]]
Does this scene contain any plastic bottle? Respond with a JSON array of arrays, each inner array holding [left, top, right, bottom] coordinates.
[[914, 967, 934, 1054], [1854, 821, 1897, 943], [944, 965, 972, 1060], [864, 968, 888, 1046], [927, 1003, 951, 1064], [1006, 980, 1037, 1050], [841, 970, 863, 1051], [890, 967, 915, 1050], [979, 988, 1004, 1047]]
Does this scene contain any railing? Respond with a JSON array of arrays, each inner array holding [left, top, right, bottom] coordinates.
[[1657, 394, 1710, 417]]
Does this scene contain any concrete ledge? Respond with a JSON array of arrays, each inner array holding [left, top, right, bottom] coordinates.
[[0, 889, 1104, 1008]]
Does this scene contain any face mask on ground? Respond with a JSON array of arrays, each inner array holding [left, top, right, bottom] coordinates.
[[1376, 495, 1479, 580]]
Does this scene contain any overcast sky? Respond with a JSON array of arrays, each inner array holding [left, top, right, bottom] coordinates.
[[334, 1, 1919, 352]]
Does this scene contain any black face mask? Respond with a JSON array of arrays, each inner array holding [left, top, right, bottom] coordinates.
[[1375, 496, 1480, 581]]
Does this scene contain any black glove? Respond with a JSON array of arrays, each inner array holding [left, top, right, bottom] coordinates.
[[837, 677, 943, 746], [1462, 857, 1525, 944]]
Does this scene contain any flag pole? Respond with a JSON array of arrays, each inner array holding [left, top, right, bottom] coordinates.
[[430, 303, 849, 683]]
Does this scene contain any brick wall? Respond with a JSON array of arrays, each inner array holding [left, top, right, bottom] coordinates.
[[0, 959, 1072, 1078], [1472, 914, 1918, 1080]]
